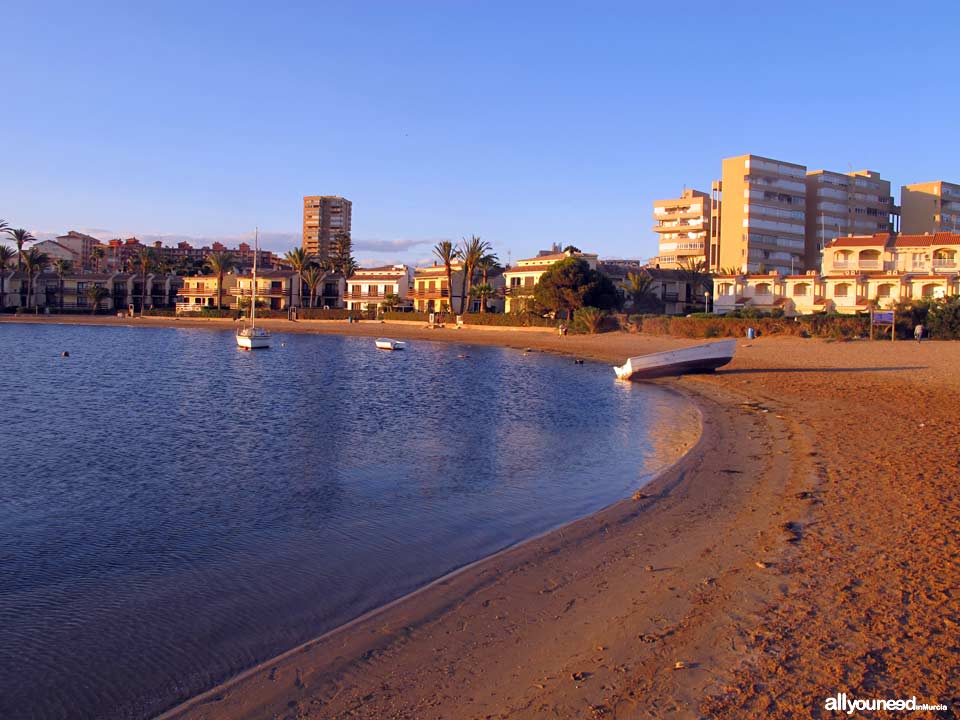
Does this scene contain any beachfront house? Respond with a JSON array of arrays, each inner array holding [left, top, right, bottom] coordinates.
[[343, 265, 412, 313], [410, 262, 466, 314], [1, 270, 182, 312], [711, 231, 960, 315], [177, 274, 240, 313], [503, 249, 598, 313], [231, 271, 303, 311]]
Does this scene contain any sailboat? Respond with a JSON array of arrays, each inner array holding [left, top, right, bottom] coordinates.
[[236, 228, 272, 350]]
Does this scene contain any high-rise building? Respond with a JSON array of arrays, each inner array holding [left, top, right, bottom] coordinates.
[[900, 181, 960, 235], [302, 196, 352, 258], [652, 189, 710, 269], [712, 154, 808, 274], [805, 170, 898, 268]]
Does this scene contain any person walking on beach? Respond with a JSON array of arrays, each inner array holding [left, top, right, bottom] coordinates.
[[914, 322, 924, 343]]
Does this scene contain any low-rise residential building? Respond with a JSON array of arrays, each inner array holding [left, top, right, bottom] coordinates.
[[712, 232, 960, 315], [1, 270, 182, 311], [177, 274, 240, 312], [410, 262, 466, 313], [503, 249, 598, 313], [343, 265, 411, 312], [231, 271, 304, 311]]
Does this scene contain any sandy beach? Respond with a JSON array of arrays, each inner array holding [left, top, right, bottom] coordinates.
[[5, 316, 958, 718]]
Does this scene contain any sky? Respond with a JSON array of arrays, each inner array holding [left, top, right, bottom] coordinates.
[[3, 1, 959, 268]]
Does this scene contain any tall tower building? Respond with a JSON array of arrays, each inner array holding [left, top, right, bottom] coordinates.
[[302, 196, 352, 259], [714, 154, 807, 274], [652, 189, 710, 269], [900, 181, 960, 235], [805, 170, 898, 268]]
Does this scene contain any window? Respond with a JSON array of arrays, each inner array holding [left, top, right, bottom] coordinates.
[[793, 283, 809, 297], [755, 283, 772, 295], [877, 284, 894, 298], [834, 283, 851, 298]]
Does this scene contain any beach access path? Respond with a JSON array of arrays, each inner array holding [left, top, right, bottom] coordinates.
[[4, 315, 958, 718]]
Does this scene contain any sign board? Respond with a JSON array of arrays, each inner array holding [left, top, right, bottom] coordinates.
[[872, 311, 894, 324]]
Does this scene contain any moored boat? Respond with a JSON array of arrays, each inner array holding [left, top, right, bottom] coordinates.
[[236, 228, 271, 350], [375, 338, 407, 351], [614, 339, 736, 381]]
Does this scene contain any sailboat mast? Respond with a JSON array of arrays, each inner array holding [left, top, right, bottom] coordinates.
[[251, 227, 258, 329]]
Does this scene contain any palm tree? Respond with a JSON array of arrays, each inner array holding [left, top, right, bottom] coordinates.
[[0, 244, 14, 309], [21, 248, 50, 310], [382, 292, 400, 312], [477, 252, 500, 286], [204, 251, 236, 309], [330, 232, 356, 276], [6, 228, 34, 270], [301, 265, 325, 308], [624, 270, 654, 308], [90, 246, 105, 273], [678, 257, 708, 308], [285, 247, 311, 308], [470, 283, 493, 313], [458, 235, 490, 313], [54, 259, 74, 311], [85, 284, 109, 314], [433, 240, 461, 316], [133, 247, 156, 313]]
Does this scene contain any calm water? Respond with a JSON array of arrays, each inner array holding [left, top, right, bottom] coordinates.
[[0, 323, 692, 720]]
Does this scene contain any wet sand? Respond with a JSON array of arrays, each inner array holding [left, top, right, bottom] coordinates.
[[5, 316, 959, 718]]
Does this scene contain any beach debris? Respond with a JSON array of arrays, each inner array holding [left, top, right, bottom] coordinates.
[[632, 490, 651, 501], [571, 671, 589, 682], [590, 704, 609, 717], [755, 561, 769, 569], [457, 353, 469, 358], [673, 661, 687, 670], [645, 564, 654, 572], [638, 633, 658, 643]]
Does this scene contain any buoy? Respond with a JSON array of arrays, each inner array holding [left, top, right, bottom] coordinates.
[[574, 359, 584, 365], [61, 351, 70, 357]]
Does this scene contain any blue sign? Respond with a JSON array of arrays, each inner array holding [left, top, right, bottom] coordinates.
[[873, 311, 894, 324]]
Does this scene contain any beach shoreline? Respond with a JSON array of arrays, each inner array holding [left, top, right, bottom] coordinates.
[[5, 316, 958, 718]]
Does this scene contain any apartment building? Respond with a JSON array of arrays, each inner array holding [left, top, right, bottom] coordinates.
[[652, 189, 710, 269], [503, 249, 598, 313], [712, 154, 808, 275], [901, 181, 960, 235], [343, 265, 411, 312], [231, 271, 304, 311], [302, 196, 352, 259], [805, 170, 898, 265]]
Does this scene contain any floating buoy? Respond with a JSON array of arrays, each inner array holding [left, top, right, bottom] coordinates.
[[457, 353, 469, 359], [61, 351, 70, 357], [574, 359, 584, 365]]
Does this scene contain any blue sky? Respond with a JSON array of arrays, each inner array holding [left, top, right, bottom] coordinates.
[[3, 1, 958, 267]]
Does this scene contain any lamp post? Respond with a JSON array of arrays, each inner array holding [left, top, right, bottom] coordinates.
[[705, 291, 711, 314]]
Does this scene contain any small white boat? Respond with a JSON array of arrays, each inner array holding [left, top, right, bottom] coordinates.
[[375, 338, 407, 351], [236, 228, 271, 350], [614, 339, 736, 381], [237, 326, 271, 350]]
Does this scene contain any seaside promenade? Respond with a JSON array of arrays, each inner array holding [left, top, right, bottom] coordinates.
[[4, 315, 958, 718]]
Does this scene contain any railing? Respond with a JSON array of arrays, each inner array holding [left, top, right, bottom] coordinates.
[[858, 260, 881, 270], [933, 259, 957, 269], [409, 289, 450, 298], [343, 292, 389, 300]]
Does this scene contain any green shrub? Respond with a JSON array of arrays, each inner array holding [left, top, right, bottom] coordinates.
[[299, 308, 352, 320]]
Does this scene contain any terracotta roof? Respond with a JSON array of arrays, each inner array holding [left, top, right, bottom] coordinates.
[[894, 232, 960, 248], [825, 233, 893, 248], [414, 263, 464, 274]]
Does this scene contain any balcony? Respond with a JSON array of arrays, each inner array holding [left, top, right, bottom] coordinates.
[[343, 291, 390, 301], [933, 259, 957, 269], [409, 288, 450, 299], [182, 287, 217, 296], [858, 260, 881, 270]]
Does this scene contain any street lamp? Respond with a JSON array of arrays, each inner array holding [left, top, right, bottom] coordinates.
[[704, 291, 711, 314]]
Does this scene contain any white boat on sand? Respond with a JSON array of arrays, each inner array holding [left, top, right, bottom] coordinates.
[[375, 338, 407, 351], [614, 339, 736, 381]]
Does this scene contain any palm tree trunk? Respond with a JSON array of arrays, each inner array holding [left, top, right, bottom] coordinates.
[[445, 269, 453, 315]]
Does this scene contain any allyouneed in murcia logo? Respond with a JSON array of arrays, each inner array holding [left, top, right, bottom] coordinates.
[[824, 692, 948, 714]]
